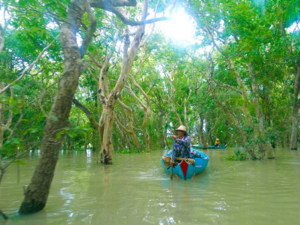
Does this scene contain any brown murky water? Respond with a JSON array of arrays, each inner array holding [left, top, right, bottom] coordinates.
[[1, 148, 300, 224]]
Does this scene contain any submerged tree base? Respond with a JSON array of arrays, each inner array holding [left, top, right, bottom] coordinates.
[[19, 201, 45, 214], [0, 209, 8, 220]]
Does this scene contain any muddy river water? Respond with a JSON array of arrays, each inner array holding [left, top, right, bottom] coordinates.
[[1, 148, 300, 224]]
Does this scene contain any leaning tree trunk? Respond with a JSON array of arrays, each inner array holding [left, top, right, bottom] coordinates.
[[290, 63, 300, 150], [19, 0, 93, 214], [248, 63, 275, 159], [98, 0, 148, 163], [198, 112, 207, 148], [209, 79, 258, 159]]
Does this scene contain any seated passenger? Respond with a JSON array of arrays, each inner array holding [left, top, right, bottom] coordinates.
[[215, 138, 220, 147]]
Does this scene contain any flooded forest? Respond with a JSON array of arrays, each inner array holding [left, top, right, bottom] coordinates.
[[0, 0, 300, 224]]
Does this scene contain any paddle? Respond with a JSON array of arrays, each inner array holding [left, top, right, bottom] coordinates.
[[170, 140, 175, 180]]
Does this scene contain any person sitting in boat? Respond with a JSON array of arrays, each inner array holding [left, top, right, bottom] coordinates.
[[170, 125, 191, 164], [215, 138, 220, 147]]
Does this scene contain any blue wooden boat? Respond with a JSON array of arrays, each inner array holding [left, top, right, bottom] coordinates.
[[207, 145, 226, 149], [192, 144, 226, 150], [161, 148, 209, 180]]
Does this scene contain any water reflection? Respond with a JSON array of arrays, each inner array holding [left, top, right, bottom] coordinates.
[[29, 149, 40, 158], [86, 149, 91, 167]]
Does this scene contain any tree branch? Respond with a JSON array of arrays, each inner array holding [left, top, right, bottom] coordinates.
[[79, 0, 97, 57], [114, 115, 131, 133], [98, 32, 119, 105], [90, 0, 137, 7], [0, 24, 4, 53], [210, 77, 242, 94], [125, 85, 146, 109], [140, 0, 160, 46], [91, 1, 170, 26], [87, 53, 103, 68], [5, 88, 14, 129], [8, 111, 24, 139], [133, 125, 143, 132], [110, 6, 170, 26], [0, 39, 56, 94], [0, 154, 24, 185], [73, 98, 99, 130]]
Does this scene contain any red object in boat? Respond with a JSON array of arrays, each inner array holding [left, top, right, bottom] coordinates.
[[180, 160, 189, 180]]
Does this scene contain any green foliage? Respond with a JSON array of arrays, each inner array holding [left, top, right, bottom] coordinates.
[[226, 150, 248, 161], [0, 0, 299, 161], [114, 148, 142, 154], [0, 138, 24, 156]]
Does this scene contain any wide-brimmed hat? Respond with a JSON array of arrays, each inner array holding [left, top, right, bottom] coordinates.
[[175, 125, 188, 134]]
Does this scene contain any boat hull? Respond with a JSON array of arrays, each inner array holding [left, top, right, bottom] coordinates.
[[161, 149, 209, 180], [192, 145, 226, 150]]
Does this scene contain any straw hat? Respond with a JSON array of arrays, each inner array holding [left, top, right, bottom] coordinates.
[[175, 125, 188, 134]]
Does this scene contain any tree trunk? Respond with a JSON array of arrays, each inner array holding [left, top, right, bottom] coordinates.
[[127, 81, 150, 152], [19, 0, 89, 214], [99, 108, 114, 164], [248, 62, 275, 158], [144, 132, 150, 151], [115, 121, 131, 150], [0, 82, 4, 150], [183, 87, 192, 129], [206, 118, 213, 145], [198, 113, 207, 148], [290, 63, 300, 150], [210, 81, 257, 159], [265, 143, 275, 159], [116, 100, 140, 149], [91, 130, 100, 152], [98, 0, 148, 163], [291, 104, 299, 150], [159, 108, 165, 148]]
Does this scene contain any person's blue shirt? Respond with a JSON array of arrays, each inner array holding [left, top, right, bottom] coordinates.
[[171, 136, 191, 160]]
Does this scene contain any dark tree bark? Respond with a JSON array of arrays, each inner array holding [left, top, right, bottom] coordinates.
[[19, 0, 170, 214], [19, 0, 95, 214]]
